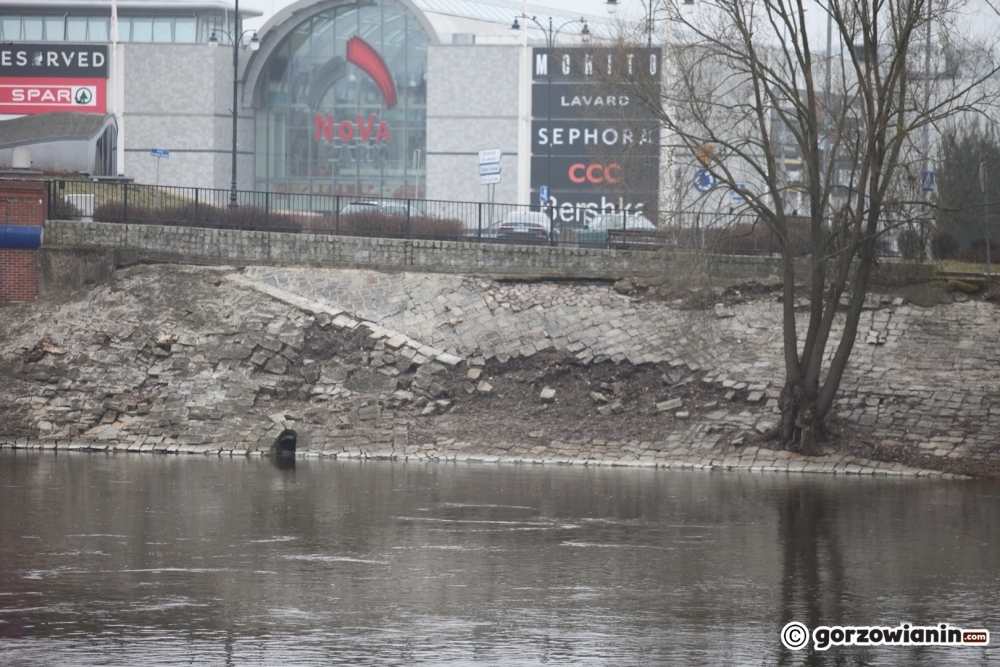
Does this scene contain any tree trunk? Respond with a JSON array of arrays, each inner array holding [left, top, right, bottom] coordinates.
[[778, 380, 822, 455]]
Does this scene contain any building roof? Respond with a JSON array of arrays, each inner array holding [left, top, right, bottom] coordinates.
[[0, 113, 116, 149]]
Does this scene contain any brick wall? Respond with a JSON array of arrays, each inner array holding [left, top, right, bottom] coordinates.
[[0, 180, 46, 302]]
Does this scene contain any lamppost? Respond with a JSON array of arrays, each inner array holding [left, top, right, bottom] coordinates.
[[209, 0, 259, 207], [606, 0, 679, 48], [511, 14, 589, 223]]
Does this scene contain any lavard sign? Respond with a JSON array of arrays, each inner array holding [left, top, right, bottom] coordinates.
[[314, 37, 395, 144]]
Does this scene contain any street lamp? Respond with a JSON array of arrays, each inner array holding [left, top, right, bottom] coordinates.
[[511, 15, 589, 225], [209, 0, 260, 207], [606, 0, 683, 48]]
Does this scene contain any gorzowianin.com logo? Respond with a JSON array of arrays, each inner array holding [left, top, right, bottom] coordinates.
[[781, 621, 990, 651]]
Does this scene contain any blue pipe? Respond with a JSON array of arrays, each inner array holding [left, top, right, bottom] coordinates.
[[0, 225, 43, 249]]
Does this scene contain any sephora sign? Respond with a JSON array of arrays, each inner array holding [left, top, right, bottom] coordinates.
[[531, 46, 660, 226]]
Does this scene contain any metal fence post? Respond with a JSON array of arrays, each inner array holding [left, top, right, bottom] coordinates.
[[194, 188, 199, 225], [478, 203, 483, 241], [335, 195, 340, 236], [406, 200, 411, 240], [265, 192, 270, 232], [123, 182, 129, 223]]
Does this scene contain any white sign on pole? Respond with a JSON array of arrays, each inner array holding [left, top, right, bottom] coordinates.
[[479, 163, 502, 176], [480, 173, 502, 185], [478, 148, 502, 164]]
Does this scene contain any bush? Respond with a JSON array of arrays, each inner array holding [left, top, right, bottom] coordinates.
[[92, 201, 465, 239], [967, 238, 1000, 264], [931, 231, 960, 260], [703, 217, 811, 256], [897, 228, 925, 260], [49, 197, 82, 219]]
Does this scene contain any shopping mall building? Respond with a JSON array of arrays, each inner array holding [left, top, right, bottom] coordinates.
[[0, 0, 662, 218]]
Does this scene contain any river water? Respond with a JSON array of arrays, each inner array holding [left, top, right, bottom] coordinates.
[[0, 451, 997, 666]]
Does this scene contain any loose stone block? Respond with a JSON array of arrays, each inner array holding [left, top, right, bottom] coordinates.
[[656, 398, 682, 412]]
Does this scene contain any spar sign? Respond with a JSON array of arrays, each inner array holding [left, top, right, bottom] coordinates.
[[0, 77, 105, 114]]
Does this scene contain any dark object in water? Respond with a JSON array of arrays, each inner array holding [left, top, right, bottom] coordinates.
[[273, 429, 297, 458]]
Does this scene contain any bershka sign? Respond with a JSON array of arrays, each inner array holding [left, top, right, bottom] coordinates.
[[531, 47, 661, 225], [0, 44, 108, 78], [0, 77, 105, 114]]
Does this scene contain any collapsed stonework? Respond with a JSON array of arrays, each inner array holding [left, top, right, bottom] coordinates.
[[0, 263, 997, 477]]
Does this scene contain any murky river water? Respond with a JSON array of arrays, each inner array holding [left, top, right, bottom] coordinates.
[[0, 451, 997, 666]]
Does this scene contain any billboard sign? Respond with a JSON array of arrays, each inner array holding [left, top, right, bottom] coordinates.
[[530, 46, 661, 226], [0, 44, 108, 78], [0, 77, 105, 114]]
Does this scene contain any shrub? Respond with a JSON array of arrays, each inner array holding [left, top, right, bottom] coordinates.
[[931, 231, 960, 260], [49, 197, 82, 219], [896, 228, 925, 260]]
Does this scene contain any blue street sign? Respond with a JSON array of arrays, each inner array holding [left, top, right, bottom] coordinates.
[[151, 148, 170, 158], [694, 168, 717, 193], [540, 185, 549, 204], [921, 170, 935, 193]]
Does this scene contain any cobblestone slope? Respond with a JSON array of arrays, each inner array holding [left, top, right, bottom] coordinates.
[[0, 263, 996, 477]]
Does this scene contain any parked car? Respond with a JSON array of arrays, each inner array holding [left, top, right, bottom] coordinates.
[[497, 211, 555, 242], [580, 212, 662, 248], [339, 200, 410, 216], [339, 201, 379, 215]]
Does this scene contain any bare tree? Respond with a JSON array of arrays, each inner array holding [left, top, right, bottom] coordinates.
[[613, 0, 1000, 452]]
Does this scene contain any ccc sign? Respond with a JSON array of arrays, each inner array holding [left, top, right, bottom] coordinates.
[[568, 163, 621, 184]]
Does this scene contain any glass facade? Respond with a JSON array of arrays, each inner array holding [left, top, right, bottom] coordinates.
[[0, 13, 229, 44], [254, 0, 427, 200]]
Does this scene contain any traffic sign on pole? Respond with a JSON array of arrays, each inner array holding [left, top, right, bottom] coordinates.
[[478, 148, 502, 164], [151, 148, 170, 158], [479, 163, 502, 176], [694, 168, 717, 192], [540, 185, 549, 204], [480, 173, 502, 185]]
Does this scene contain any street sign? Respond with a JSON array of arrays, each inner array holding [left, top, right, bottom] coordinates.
[[694, 168, 717, 193], [480, 173, 502, 185], [479, 162, 502, 176], [540, 185, 549, 203], [731, 183, 746, 202], [921, 170, 935, 193], [151, 148, 169, 158], [478, 148, 502, 164]]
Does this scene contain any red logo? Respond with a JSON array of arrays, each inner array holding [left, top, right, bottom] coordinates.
[[346, 37, 397, 110], [569, 163, 621, 184]]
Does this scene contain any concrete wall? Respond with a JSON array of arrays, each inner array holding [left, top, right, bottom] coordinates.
[[123, 44, 254, 191], [44, 218, 681, 279], [41, 218, 936, 291], [426, 45, 521, 205]]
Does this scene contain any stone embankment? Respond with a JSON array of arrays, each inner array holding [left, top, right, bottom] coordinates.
[[1, 263, 996, 478]]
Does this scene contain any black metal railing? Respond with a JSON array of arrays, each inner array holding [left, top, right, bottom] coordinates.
[[43, 179, 909, 257]]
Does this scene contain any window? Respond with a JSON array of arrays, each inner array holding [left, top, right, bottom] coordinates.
[[152, 17, 172, 42], [23, 16, 42, 40], [67, 16, 87, 41], [44, 16, 64, 41], [89, 17, 108, 42], [1, 17, 20, 40], [175, 17, 196, 43], [131, 17, 152, 42]]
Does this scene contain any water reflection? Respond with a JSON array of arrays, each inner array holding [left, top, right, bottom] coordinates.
[[0, 451, 997, 666]]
